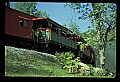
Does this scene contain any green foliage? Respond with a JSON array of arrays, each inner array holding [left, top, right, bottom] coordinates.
[[65, 3, 116, 68], [96, 69, 103, 76], [69, 22, 81, 35], [14, 2, 37, 15], [78, 42, 89, 51], [55, 52, 74, 67], [34, 10, 50, 18], [65, 3, 116, 44], [63, 57, 81, 73], [62, 23, 68, 27], [14, 2, 50, 18], [80, 29, 98, 49], [55, 52, 82, 74]]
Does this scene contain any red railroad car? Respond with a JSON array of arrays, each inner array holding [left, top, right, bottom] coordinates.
[[5, 6, 36, 40]]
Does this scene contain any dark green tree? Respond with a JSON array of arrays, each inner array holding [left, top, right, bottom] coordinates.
[[65, 3, 116, 69], [14, 2, 50, 18]]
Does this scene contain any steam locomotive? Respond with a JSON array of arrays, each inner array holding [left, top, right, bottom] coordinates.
[[5, 5, 95, 66]]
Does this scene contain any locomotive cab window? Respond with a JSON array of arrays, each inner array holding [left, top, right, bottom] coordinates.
[[18, 16, 30, 28], [19, 18, 28, 27]]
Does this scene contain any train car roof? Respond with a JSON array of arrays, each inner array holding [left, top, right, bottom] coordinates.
[[32, 17, 78, 35]]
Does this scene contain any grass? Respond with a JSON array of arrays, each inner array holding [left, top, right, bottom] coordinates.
[[5, 46, 114, 78], [5, 46, 78, 77]]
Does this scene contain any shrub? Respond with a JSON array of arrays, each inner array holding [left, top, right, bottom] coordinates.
[[55, 51, 84, 74], [63, 57, 82, 74], [55, 52, 74, 68]]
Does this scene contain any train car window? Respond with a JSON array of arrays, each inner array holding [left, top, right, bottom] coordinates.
[[66, 34, 70, 39], [19, 18, 28, 28], [61, 31, 65, 37]]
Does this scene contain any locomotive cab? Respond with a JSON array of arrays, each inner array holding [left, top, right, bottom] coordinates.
[[37, 28, 47, 42], [32, 18, 50, 43]]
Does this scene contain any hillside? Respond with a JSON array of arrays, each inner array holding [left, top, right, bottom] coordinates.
[[5, 46, 114, 77], [5, 46, 80, 77]]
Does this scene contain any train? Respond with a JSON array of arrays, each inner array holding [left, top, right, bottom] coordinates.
[[5, 4, 95, 66]]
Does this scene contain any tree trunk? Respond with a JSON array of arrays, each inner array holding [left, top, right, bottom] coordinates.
[[92, 3, 106, 69], [99, 44, 105, 69], [97, 30, 106, 69]]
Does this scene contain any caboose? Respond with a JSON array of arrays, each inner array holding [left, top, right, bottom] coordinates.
[[5, 4, 95, 66]]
